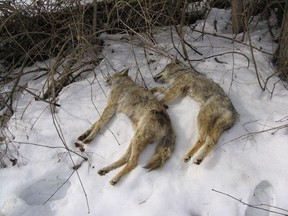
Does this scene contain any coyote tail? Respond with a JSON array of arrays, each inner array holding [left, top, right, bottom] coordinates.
[[144, 132, 175, 171]]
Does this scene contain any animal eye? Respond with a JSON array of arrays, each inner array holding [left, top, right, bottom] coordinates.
[[106, 76, 111, 83]]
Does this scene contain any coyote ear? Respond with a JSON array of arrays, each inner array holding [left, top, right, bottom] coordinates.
[[171, 58, 181, 64], [120, 69, 129, 76], [176, 58, 181, 64]]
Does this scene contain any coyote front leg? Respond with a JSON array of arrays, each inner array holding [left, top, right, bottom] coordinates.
[[150, 87, 166, 94], [77, 104, 116, 144], [152, 87, 181, 104]]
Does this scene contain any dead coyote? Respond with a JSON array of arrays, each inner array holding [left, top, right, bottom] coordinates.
[[152, 61, 238, 165], [75, 69, 175, 185]]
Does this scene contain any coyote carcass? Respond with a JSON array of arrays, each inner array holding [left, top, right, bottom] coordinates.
[[76, 69, 176, 185], [152, 61, 238, 164]]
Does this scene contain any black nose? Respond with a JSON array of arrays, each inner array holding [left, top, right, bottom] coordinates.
[[106, 76, 112, 84], [153, 74, 161, 81]]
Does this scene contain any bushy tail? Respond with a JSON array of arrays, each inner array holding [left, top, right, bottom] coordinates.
[[144, 132, 176, 171]]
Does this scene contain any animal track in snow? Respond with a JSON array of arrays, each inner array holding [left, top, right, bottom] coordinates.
[[20, 177, 71, 205], [245, 180, 275, 216]]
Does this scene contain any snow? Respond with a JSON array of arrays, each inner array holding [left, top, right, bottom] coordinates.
[[1, 8, 288, 216]]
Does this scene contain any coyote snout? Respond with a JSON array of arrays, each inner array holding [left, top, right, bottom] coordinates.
[[153, 73, 164, 82], [75, 69, 176, 185], [153, 65, 173, 83], [152, 61, 238, 165]]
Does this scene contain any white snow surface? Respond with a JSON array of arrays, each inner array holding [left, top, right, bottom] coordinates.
[[1, 9, 288, 216]]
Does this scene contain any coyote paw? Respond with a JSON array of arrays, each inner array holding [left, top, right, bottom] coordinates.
[[98, 169, 109, 176], [75, 142, 85, 152], [109, 179, 119, 186], [75, 141, 83, 147], [194, 158, 203, 165], [184, 156, 191, 163], [77, 134, 86, 141]]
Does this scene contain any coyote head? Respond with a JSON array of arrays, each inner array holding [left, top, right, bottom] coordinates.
[[153, 60, 182, 83], [106, 69, 129, 85]]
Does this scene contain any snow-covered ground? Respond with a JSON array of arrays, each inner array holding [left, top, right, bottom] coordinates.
[[1, 8, 288, 216]]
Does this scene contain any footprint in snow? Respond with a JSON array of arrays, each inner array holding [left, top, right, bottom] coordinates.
[[20, 173, 71, 205], [245, 180, 275, 216]]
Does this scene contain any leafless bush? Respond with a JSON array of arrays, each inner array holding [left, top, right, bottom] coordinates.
[[0, 0, 208, 115], [0, 0, 102, 115]]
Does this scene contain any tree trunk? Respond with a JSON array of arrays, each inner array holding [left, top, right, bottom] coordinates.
[[231, 0, 245, 34], [276, 4, 288, 81]]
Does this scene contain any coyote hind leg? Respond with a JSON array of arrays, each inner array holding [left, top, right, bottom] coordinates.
[[194, 111, 236, 164], [183, 125, 208, 163], [98, 144, 132, 176], [193, 127, 222, 165], [194, 109, 235, 164], [183, 109, 210, 162], [109, 131, 152, 185]]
